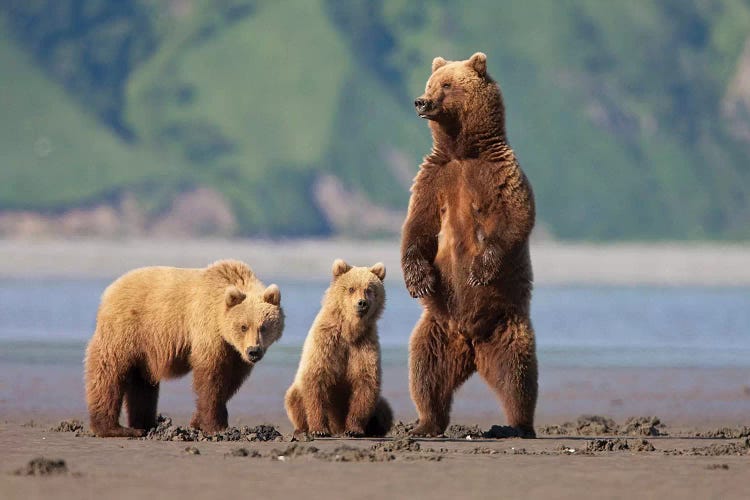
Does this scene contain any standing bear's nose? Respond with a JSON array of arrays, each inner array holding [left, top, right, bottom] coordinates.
[[414, 98, 430, 113]]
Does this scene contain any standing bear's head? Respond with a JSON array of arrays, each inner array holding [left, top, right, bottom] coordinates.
[[327, 259, 386, 326], [414, 52, 505, 134], [222, 284, 284, 364]]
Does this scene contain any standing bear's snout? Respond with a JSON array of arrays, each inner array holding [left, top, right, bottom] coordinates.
[[414, 97, 433, 116]]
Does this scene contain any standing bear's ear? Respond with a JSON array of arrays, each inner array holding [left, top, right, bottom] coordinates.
[[432, 56, 447, 73], [332, 259, 352, 279], [263, 284, 281, 306], [369, 262, 386, 281], [467, 52, 487, 77], [225, 285, 246, 308]]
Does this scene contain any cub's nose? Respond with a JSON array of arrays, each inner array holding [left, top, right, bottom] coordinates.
[[414, 98, 431, 114], [356, 299, 369, 315], [246, 346, 264, 362]]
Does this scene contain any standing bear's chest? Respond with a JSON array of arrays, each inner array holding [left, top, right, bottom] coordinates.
[[434, 161, 503, 273]]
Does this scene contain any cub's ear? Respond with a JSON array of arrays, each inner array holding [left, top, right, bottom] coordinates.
[[332, 259, 352, 279], [225, 285, 246, 308], [432, 56, 447, 73], [467, 52, 487, 77], [369, 262, 386, 281], [263, 284, 281, 306]]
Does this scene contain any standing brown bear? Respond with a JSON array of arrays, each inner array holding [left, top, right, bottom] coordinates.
[[402, 52, 538, 437], [285, 259, 393, 437], [85, 260, 284, 437]]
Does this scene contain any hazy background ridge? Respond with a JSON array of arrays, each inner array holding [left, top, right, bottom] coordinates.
[[1, 0, 749, 240]]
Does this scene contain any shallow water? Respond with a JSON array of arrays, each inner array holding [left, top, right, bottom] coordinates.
[[1, 279, 749, 368], [1, 279, 749, 422]]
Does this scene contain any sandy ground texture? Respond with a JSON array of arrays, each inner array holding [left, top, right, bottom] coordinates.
[[1, 415, 749, 500], [1, 238, 749, 285]]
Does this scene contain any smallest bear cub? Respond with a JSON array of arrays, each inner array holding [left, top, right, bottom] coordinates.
[[85, 260, 284, 437], [285, 259, 393, 437]]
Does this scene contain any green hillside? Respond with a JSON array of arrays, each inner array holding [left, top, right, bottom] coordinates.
[[1, 0, 749, 239]]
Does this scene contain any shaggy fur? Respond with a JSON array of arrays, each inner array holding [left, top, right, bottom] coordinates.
[[285, 259, 393, 437], [84, 260, 284, 437], [402, 52, 538, 437]]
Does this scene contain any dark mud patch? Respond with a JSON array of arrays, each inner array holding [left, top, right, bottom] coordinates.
[[184, 446, 200, 455], [142, 415, 283, 442], [539, 415, 667, 437], [14, 458, 68, 476], [226, 448, 262, 458], [706, 463, 730, 470]]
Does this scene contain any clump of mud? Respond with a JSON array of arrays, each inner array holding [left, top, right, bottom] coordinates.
[[184, 446, 200, 455], [706, 463, 729, 470], [620, 417, 667, 436], [143, 415, 283, 442], [372, 437, 421, 453], [270, 444, 396, 462], [695, 427, 750, 439], [444, 424, 483, 439], [387, 421, 415, 438], [50, 420, 92, 437], [14, 458, 68, 476], [667, 438, 750, 457], [539, 415, 667, 437], [585, 438, 631, 452]]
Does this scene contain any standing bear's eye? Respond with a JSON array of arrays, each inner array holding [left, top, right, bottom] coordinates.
[[442, 82, 451, 89], [241, 325, 248, 332]]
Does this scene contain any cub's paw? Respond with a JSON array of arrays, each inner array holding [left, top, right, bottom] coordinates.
[[309, 430, 331, 438], [343, 429, 365, 438]]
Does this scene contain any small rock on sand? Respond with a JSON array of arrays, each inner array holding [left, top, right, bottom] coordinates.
[[14, 458, 68, 476]]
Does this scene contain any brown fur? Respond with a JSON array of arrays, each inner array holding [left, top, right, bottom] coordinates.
[[403, 52, 538, 437], [285, 259, 393, 437], [84, 260, 284, 437]]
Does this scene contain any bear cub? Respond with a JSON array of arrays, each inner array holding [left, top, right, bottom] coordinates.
[[85, 260, 284, 437], [285, 259, 393, 437]]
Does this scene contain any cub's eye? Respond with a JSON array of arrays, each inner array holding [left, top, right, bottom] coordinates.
[[348, 287, 355, 294], [442, 82, 451, 89], [241, 325, 248, 332]]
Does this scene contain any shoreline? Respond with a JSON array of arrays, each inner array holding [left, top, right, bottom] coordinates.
[[0, 238, 749, 285]]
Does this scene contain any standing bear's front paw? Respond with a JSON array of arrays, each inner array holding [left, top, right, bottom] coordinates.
[[467, 253, 498, 287], [403, 259, 438, 298]]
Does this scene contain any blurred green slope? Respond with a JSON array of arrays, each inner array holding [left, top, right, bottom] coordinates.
[[1, 0, 749, 239]]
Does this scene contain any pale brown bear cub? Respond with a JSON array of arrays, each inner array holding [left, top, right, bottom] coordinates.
[[285, 259, 393, 437], [85, 260, 284, 437]]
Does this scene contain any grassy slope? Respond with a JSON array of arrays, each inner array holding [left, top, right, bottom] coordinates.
[[0, 13, 175, 211]]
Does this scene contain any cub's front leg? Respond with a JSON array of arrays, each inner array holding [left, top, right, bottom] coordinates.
[[344, 345, 380, 437]]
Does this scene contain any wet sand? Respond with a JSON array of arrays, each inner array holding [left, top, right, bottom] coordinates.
[[2, 360, 749, 499], [1, 415, 749, 500]]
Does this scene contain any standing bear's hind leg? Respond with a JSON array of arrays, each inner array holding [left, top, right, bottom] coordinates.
[[474, 317, 538, 438], [408, 313, 476, 436]]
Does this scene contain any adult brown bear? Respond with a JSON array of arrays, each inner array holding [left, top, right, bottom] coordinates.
[[402, 52, 537, 437]]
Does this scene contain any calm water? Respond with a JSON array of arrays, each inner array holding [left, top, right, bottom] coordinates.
[[1, 279, 749, 368]]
